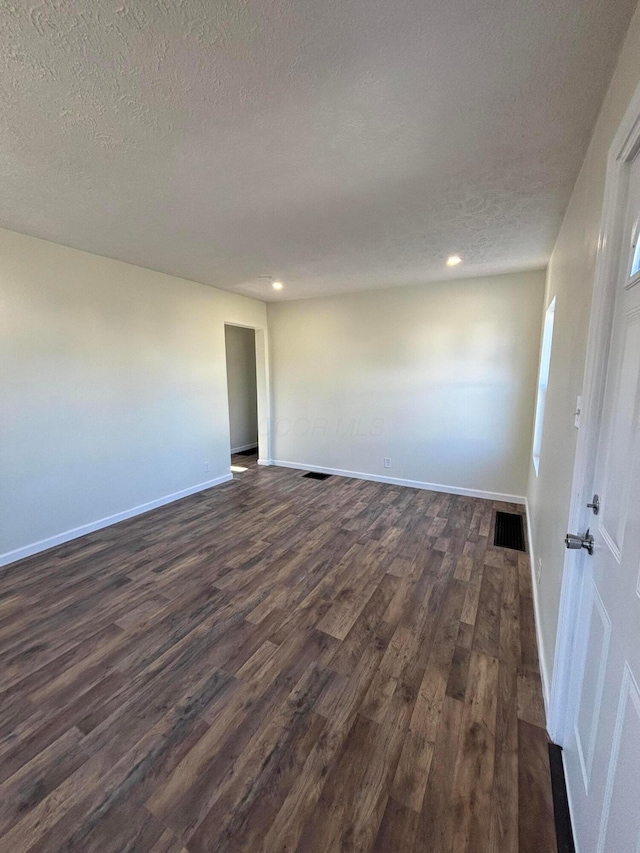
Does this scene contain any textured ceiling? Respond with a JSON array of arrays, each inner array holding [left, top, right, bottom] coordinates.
[[0, 1, 636, 301]]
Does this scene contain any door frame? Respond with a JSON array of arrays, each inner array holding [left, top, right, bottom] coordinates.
[[223, 322, 272, 467], [548, 79, 640, 744]]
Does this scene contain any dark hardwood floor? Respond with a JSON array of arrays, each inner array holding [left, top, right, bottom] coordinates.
[[0, 455, 556, 852]]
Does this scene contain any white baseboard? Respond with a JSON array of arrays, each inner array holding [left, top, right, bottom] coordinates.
[[230, 443, 258, 454], [524, 498, 551, 723], [271, 459, 525, 504], [0, 474, 233, 569], [257, 459, 273, 467]]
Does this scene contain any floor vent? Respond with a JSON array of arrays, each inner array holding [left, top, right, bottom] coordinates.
[[548, 743, 576, 853], [236, 447, 258, 456], [494, 511, 526, 551], [303, 472, 332, 481]]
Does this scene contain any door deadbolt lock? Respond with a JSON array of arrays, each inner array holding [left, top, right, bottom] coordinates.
[[565, 529, 595, 556], [587, 494, 600, 515]]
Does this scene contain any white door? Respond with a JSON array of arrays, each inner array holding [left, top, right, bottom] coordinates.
[[562, 152, 640, 852]]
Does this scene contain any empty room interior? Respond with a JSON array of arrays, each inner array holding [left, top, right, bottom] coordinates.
[[2, 2, 640, 851]]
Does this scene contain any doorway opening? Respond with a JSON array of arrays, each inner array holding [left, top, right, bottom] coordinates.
[[225, 324, 259, 475]]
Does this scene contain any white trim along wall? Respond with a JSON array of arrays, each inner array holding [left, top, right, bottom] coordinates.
[[0, 474, 232, 568], [269, 459, 525, 505]]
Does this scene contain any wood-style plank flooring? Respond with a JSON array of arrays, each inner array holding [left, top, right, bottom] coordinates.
[[0, 455, 556, 852]]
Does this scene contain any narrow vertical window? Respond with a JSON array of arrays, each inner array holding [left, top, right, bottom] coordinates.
[[532, 298, 556, 476], [631, 224, 640, 278]]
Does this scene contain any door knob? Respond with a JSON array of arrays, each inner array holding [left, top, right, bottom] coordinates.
[[565, 529, 594, 556]]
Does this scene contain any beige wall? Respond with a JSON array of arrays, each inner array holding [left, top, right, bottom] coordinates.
[[527, 7, 640, 685], [0, 228, 266, 564], [268, 270, 545, 500], [225, 325, 258, 452]]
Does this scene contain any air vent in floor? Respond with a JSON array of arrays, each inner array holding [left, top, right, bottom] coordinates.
[[303, 472, 332, 481], [494, 511, 526, 551]]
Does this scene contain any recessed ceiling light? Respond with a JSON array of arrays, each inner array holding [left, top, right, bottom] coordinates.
[[272, 280, 284, 290], [446, 255, 462, 267]]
